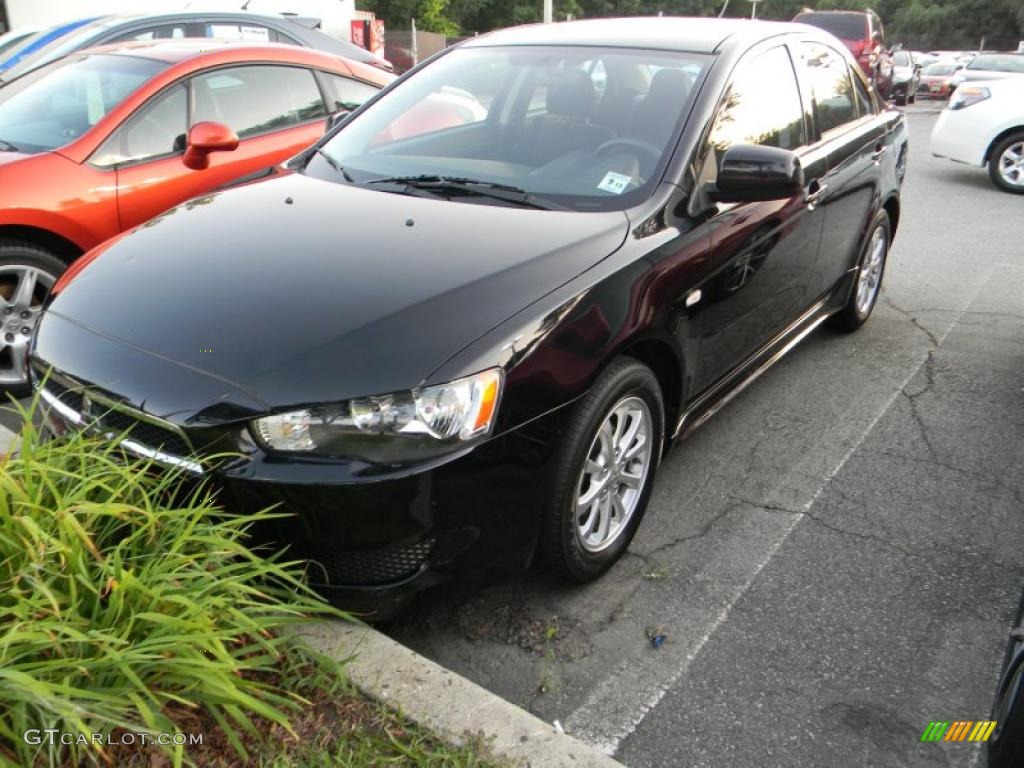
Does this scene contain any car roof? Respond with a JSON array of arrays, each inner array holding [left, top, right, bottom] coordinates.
[[463, 17, 814, 55], [58, 10, 305, 31], [79, 38, 333, 65]]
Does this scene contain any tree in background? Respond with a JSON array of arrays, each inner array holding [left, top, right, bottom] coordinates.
[[363, 0, 1024, 49]]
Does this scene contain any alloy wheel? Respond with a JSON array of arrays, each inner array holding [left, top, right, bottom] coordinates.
[[0, 265, 54, 387], [997, 141, 1024, 188], [855, 226, 887, 316], [575, 395, 653, 553]]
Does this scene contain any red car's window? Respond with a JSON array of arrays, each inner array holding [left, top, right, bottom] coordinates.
[[191, 65, 327, 139], [92, 84, 187, 167]]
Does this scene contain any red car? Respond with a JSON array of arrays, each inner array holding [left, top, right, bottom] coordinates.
[[794, 9, 893, 98], [918, 61, 962, 99], [0, 40, 391, 391]]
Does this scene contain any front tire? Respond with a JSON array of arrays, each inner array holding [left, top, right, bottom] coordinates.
[[988, 132, 1024, 194], [542, 358, 664, 583], [831, 210, 890, 332], [0, 241, 65, 396]]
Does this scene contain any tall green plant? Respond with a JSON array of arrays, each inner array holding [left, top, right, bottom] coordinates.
[[0, 401, 344, 767]]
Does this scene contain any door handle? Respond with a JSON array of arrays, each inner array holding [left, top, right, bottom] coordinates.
[[872, 144, 887, 164], [803, 179, 828, 210]]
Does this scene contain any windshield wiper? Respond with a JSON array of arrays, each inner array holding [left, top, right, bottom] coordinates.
[[366, 175, 568, 210], [314, 149, 352, 182], [0, 139, 19, 152]]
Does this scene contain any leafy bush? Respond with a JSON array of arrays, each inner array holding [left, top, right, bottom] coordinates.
[[0, 404, 343, 767]]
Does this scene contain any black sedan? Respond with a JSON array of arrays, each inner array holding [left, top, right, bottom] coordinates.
[[30, 17, 908, 616]]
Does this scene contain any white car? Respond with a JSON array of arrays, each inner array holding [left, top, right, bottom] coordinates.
[[930, 77, 1024, 193]]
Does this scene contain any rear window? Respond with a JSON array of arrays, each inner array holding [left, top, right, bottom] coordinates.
[[794, 12, 868, 41], [893, 52, 910, 66], [922, 63, 956, 76]]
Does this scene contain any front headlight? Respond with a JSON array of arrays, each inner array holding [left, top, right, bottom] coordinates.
[[949, 85, 990, 110], [251, 368, 503, 462]]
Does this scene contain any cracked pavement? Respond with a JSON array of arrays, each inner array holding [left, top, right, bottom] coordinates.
[[382, 106, 1024, 766], [2, 105, 1020, 767]]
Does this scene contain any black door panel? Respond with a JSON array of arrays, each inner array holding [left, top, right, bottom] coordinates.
[[810, 119, 886, 298], [690, 43, 823, 393]]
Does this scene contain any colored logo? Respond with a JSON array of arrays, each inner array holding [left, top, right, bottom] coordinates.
[[920, 720, 997, 742]]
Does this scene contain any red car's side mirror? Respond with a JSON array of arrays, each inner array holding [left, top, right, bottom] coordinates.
[[183, 121, 239, 170]]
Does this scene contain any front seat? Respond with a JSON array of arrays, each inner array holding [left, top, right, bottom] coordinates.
[[629, 68, 694, 149], [520, 71, 613, 167]]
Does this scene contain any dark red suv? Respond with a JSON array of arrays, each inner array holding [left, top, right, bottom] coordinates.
[[794, 9, 893, 98]]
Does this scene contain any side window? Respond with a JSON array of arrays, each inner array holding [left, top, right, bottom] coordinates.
[[107, 24, 187, 44], [270, 29, 301, 45], [707, 46, 806, 155], [92, 84, 187, 167], [802, 44, 857, 135], [192, 65, 326, 138], [320, 73, 379, 113], [851, 67, 874, 117]]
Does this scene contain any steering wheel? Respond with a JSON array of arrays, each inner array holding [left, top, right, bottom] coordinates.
[[593, 138, 662, 164]]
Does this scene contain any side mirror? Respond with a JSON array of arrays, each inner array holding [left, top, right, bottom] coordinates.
[[326, 109, 352, 132], [183, 121, 238, 170], [712, 144, 804, 204]]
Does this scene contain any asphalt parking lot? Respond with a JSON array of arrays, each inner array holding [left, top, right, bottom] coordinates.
[[2, 102, 1020, 767], [379, 102, 1024, 766]]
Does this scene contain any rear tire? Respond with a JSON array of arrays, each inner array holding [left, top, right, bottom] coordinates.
[[0, 242, 66, 397], [831, 210, 890, 333], [988, 132, 1024, 194], [541, 358, 664, 583]]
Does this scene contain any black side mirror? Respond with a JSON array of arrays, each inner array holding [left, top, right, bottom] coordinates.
[[712, 144, 804, 204], [326, 110, 352, 132]]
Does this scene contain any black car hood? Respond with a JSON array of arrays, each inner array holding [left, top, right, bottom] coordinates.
[[42, 172, 629, 416]]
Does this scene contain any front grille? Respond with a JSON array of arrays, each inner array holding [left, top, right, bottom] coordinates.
[[298, 538, 436, 587], [98, 408, 192, 459], [39, 378, 200, 474]]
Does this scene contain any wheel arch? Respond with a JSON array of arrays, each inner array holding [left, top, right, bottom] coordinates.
[[882, 194, 900, 238], [617, 335, 684, 452], [0, 225, 84, 265], [983, 126, 1024, 165]]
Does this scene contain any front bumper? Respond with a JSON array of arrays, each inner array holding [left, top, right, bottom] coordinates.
[[34, 361, 571, 618]]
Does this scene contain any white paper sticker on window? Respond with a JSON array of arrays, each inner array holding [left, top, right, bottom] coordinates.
[[597, 171, 632, 195], [209, 24, 243, 40], [240, 26, 270, 42], [85, 71, 105, 125]]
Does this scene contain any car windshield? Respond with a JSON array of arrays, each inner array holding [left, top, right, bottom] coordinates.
[[922, 63, 956, 76], [794, 12, 867, 41], [0, 53, 166, 154], [967, 54, 1024, 73], [893, 52, 910, 66], [316, 45, 708, 212]]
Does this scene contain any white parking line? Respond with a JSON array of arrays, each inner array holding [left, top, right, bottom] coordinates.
[[563, 271, 994, 757]]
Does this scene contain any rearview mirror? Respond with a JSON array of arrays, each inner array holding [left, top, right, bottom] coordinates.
[[183, 121, 239, 170], [712, 145, 804, 204]]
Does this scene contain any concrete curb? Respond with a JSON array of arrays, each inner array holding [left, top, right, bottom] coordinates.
[[297, 621, 624, 768], [0, 424, 15, 457]]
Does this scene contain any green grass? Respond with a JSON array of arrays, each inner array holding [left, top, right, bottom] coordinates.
[[0, 398, 499, 767]]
